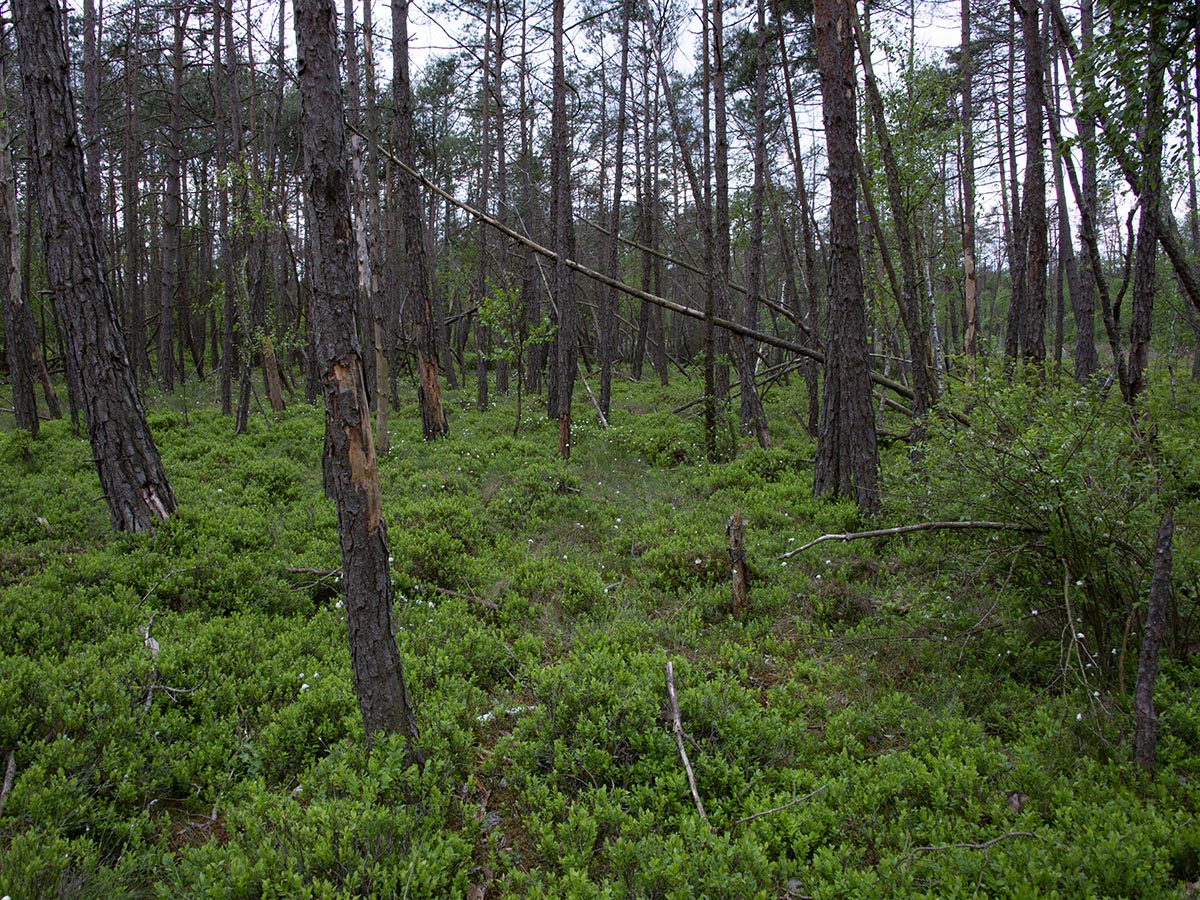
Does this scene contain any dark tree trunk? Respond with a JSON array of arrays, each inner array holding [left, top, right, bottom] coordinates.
[[600, 0, 632, 419], [0, 38, 36, 434], [122, 7, 149, 382], [14, 0, 176, 532], [1017, 0, 1048, 363], [82, 0, 102, 222], [855, 16, 932, 425], [812, 0, 878, 514], [394, 0, 447, 439], [738, 0, 769, 447], [547, 0, 577, 459], [160, 6, 186, 392], [1128, 28, 1167, 401], [295, 0, 420, 750], [960, 0, 979, 358]]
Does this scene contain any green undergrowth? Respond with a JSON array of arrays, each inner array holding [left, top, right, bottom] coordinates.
[[1, 370, 1198, 898]]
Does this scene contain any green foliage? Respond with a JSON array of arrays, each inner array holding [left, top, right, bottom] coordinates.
[[1, 373, 1197, 898]]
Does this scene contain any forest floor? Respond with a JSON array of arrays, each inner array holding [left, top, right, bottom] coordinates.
[[1, 368, 1198, 898]]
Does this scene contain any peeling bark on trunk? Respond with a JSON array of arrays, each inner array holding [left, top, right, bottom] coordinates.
[[14, 0, 175, 532], [295, 0, 420, 749]]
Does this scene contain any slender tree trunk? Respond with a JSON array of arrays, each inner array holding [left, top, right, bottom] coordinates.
[[475, 0, 494, 412], [160, 6, 186, 392], [394, 0, 448, 439], [600, 0, 631, 419], [295, 0, 421, 751], [738, 0, 769, 447], [960, 0, 979, 358], [813, 0, 878, 514], [122, 7, 149, 383], [82, 0, 102, 222], [1128, 30, 1167, 401], [855, 16, 932, 424], [0, 39, 36, 434], [1017, 0, 1048, 363], [14, 0, 176, 531], [547, 0, 577, 459], [712, 0, 731, 407]]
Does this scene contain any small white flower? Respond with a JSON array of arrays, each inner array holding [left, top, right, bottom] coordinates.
[[1076, 632, 1085, 640], [1031, 609, 1039, 616], [300, 683, 310, 692], [1092, 690, 1100, 698], [1076, 712, 1083, 721]]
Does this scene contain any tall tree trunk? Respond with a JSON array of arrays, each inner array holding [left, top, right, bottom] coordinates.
[[14, 0, 176, 531], [712, 0, 731, 406], [0, 38, 36, 434], [82, 0, 102, 221], [855, 16, 932, 425], [738, 0, 769, 447], [474, 0, 494, 412], [394, 0, 448, 439], [160, 6, 187, 393], [295, 0, 421, 751], [600, 0, 631, 419], [813, 0, 878, 514], [1128, 27, 1167, 401], [122, 7, 149, 382], [1017, 0, 1048, 363], [547, 0, 577, 459], [960, 0, 979, 358]]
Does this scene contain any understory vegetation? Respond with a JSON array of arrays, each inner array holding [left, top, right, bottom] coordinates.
[[2, 369, 1198, 899]]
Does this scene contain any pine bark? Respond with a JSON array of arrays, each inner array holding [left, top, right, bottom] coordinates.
[[813, 0, 879, 514], [394, 0, 447, 440], [547, 0, 577, 458], [14, 0, 176, 531], [0, 37, 36, 435], [295, 0, 420, 748]]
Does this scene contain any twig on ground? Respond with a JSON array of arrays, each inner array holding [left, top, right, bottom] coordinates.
[[665, 660, 710, 829], [900, 830, 1044, 864], [779, 521, 1041, 559], [731, 784, 828, 828]]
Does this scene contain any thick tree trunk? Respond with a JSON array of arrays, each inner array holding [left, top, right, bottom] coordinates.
[[14, 0, 175, 532], [295, 0, 420, 749], [813, 0, 878, 514]]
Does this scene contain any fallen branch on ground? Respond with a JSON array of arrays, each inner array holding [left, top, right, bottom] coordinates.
[[665, 660, 710, 829], [779, 521, 1040, 559], [730, 784, 828, 828]]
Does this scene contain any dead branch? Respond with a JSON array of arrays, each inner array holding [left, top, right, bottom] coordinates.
[[779, 521, 1041, 559], [665, 661, 710, 828], [901, 830, 1044, 863], [0, 749, 16, 819], [730, 784, 828, 828]]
